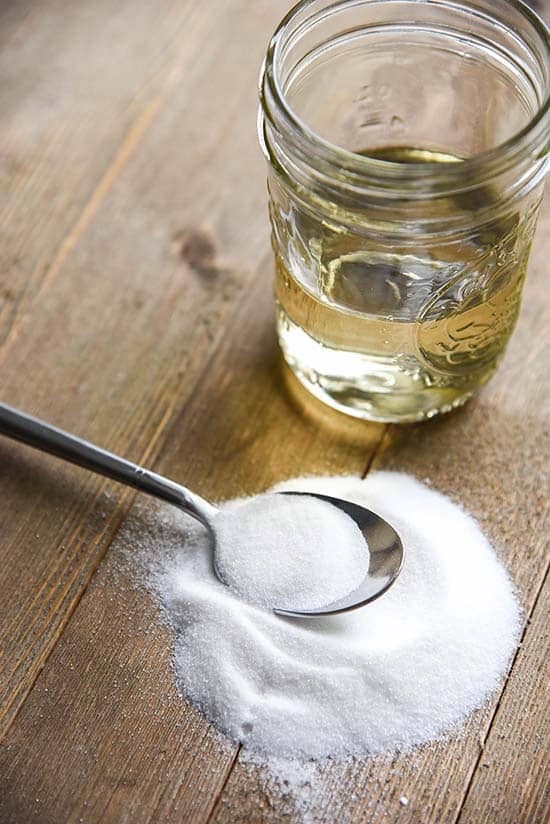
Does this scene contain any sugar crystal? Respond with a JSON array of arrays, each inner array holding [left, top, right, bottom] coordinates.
[[213, 492, 369, 609], [148, 472, 520, 758]]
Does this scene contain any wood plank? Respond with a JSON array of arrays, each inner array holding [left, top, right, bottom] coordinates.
[[0, 261, 383, 824], [0, 0, 293, 734], [0, 0, 211, 348], [207, 191, 550, 822], [1, 192, 547, 822], [0, 0, 548, 821], [457, 572, 549, 824]]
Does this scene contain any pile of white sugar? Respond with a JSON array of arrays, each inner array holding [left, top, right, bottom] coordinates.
[[143, 472, 520, 759], [213, 493, 369, 609]]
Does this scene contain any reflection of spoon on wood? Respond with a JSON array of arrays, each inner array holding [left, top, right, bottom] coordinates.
[[0, 403, 404, 617]]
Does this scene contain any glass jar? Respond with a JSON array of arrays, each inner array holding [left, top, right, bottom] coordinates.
[[259, 0, 550, 422]]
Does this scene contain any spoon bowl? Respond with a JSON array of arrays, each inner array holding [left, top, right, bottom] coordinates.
[[271, 492, 403, 617], [0, 403, 404, 617]]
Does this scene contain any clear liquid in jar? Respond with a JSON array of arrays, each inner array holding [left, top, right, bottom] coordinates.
[[275, 147, 534, 422]]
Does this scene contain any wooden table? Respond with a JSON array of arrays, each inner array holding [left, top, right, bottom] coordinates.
[[0, 2, 548, 822]]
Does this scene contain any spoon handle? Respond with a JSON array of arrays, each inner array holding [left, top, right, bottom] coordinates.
[[0, 403, 217, 526]]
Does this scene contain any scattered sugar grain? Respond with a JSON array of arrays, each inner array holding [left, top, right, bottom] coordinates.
[[213, 492, 369, 609]]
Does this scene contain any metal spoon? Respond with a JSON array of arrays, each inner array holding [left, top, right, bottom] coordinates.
[[0, 403, 403, 617]]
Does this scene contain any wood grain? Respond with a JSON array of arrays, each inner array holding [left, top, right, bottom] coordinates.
[[457, 573, 549, 824], [0, 0, 197, 348], [0, 262, 383, 824], [0, 0, 292, 734], [0, 0, 548, 822]]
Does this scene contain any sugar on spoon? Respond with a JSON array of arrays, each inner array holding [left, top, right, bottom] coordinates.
[[0, 403, 403, 617]]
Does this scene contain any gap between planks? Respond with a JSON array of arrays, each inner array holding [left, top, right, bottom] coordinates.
[[0, 0, 207, 356], [0, 396, 180, 738], [365, 422, 549, 823], [0, 0, 266, 738], [454, 559, 550, 823], [0, 268, 251, 736], [0, 221, 267, 742], [0, 97, 161, 353]]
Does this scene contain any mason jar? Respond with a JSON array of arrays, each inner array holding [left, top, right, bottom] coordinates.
[[259, 0, 550, 422]]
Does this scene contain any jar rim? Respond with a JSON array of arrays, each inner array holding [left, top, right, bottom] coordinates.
[[260, 0, 550, 188]]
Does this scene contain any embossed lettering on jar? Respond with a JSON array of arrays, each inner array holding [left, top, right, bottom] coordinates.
[[259, 0, 550, 422]]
